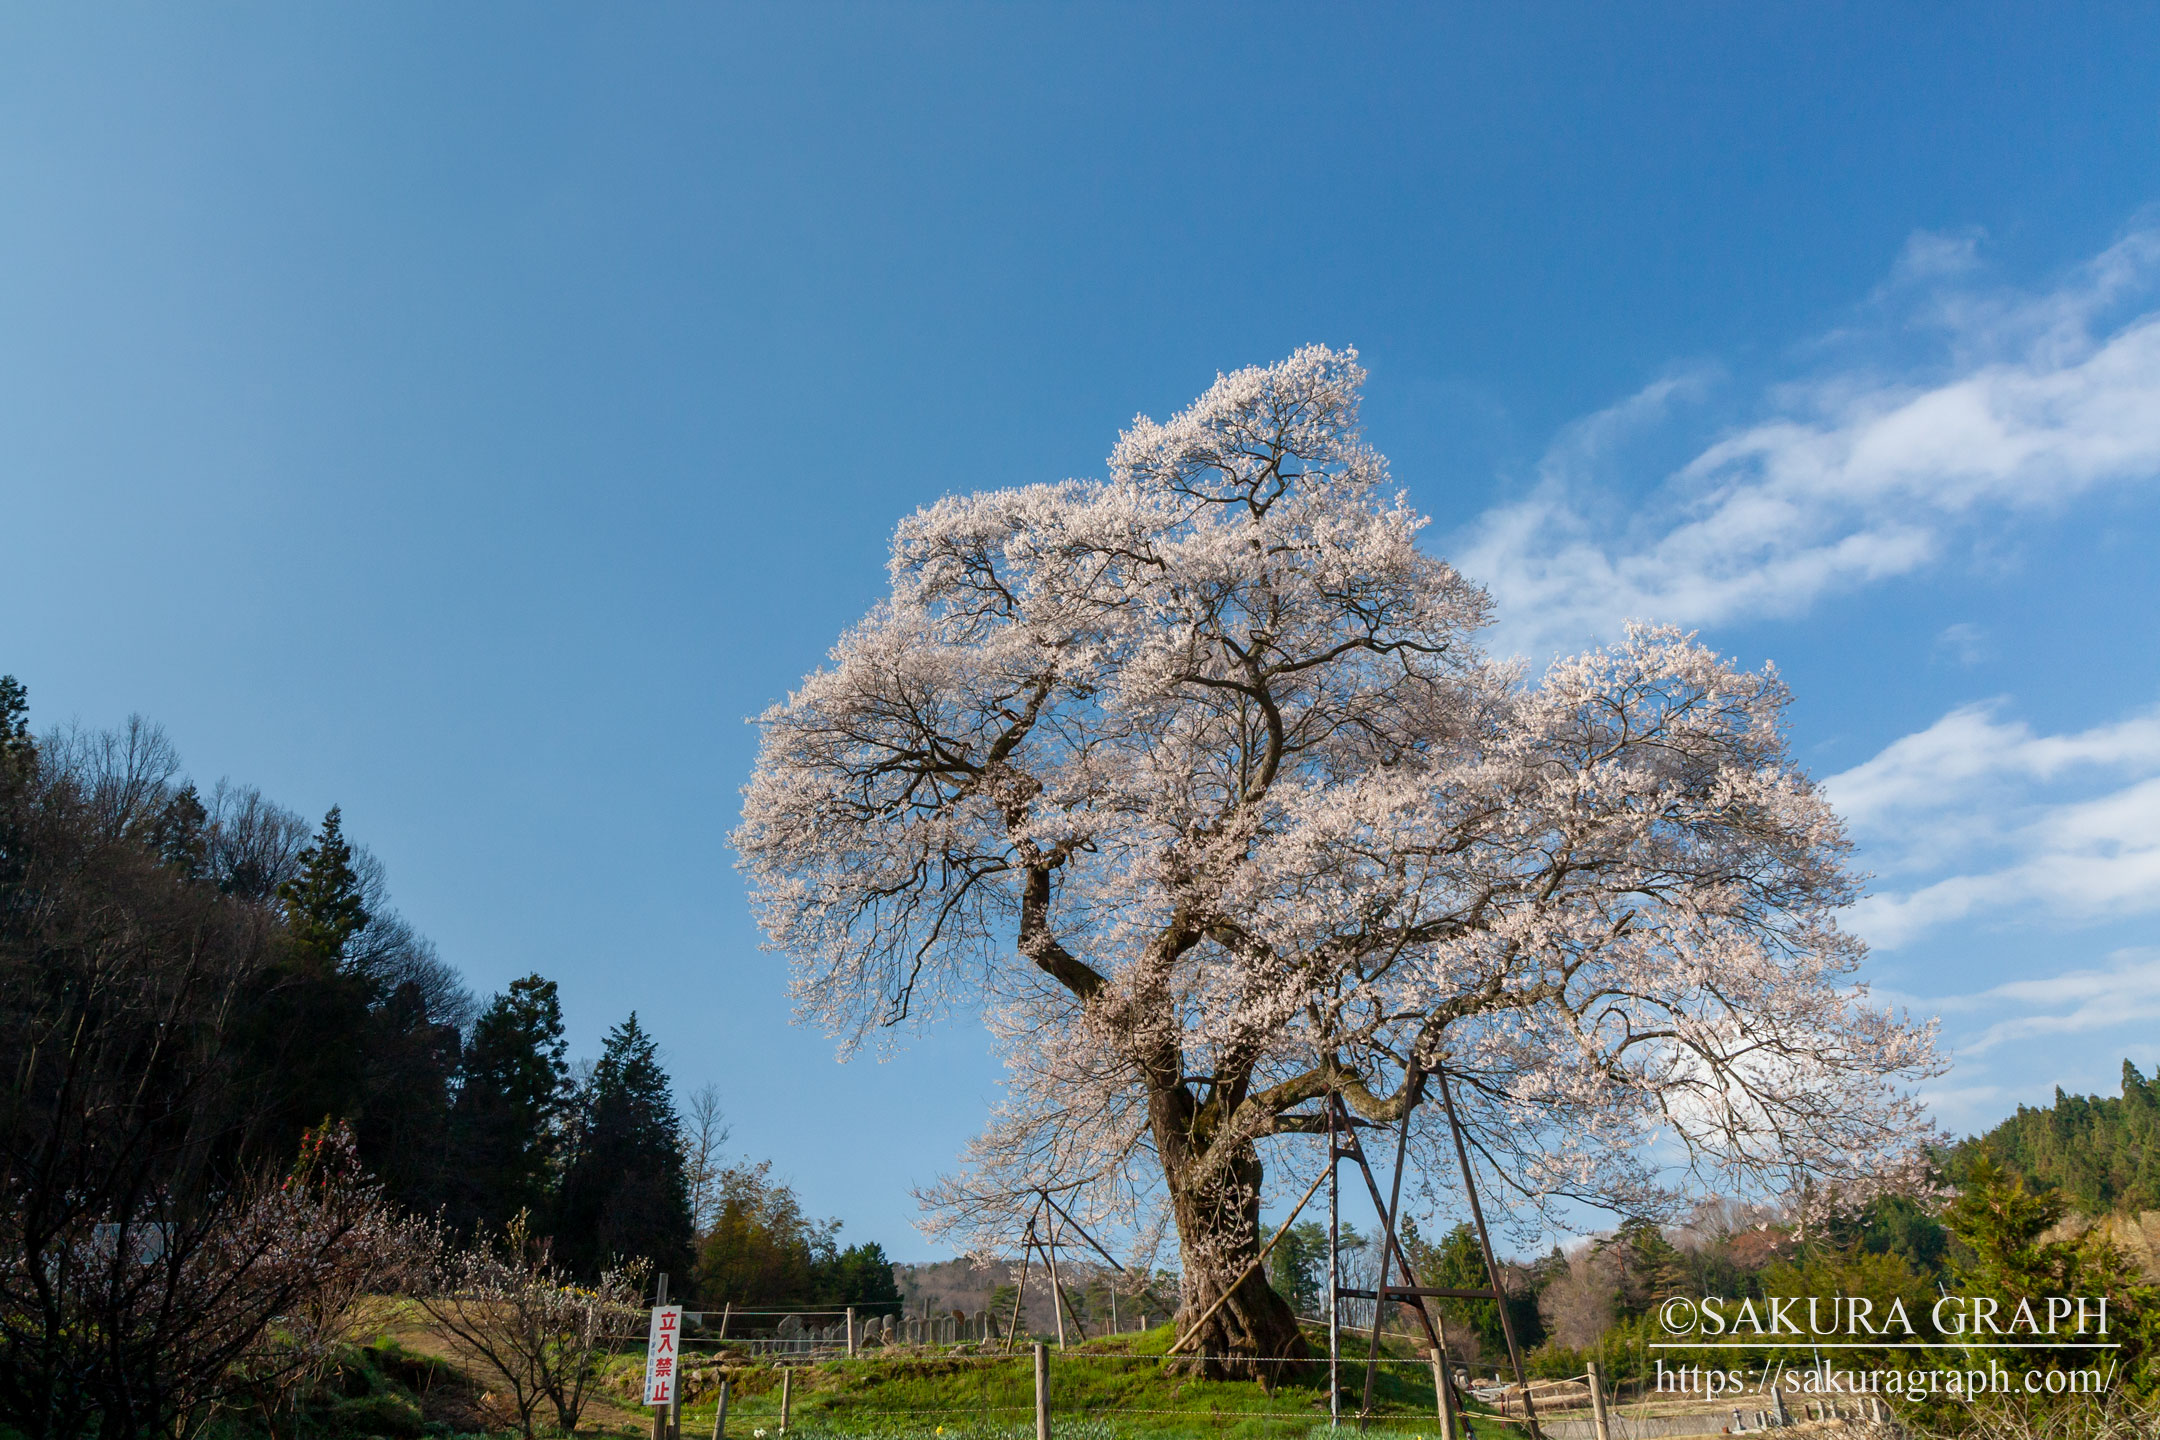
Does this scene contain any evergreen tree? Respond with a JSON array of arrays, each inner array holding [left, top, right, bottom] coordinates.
[[1408, 1221, 1545, 1355], [1952, 1060, 2160, 1214], [238, 807, 376, 1169], [817, 1241, 903, 1311], [0, 675, 32, 777], [1936, 1157, 2160, 1406], [148, 784, 209, 882], [448, 975, 571, 1234], [356, 979, 462, 1215], [693, 1157, 834, 1305], [0, 676, 34, 896], [278, 806, 369, 967], [1266, 1221, 1331, 1317], [553, 1013, 695, 1282]]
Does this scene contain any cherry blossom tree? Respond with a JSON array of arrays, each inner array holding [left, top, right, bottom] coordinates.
[[735, 346, 1938, 1372]]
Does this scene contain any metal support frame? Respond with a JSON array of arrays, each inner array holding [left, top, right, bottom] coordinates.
[[1003, 1192, 1110, 1352], [1321, 1068, 1541, 1440], [1327, 1098, 1342, 1427]]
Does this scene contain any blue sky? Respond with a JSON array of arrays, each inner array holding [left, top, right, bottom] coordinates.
[[5, 5, 2159, 1259]]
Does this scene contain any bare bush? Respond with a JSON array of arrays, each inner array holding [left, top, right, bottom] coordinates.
[[1903, 1395, 2160, 1440], [1536, 1245, 1618, 1350], [413, 1210, 649, 1440], [0, 1122, 408, 1440]]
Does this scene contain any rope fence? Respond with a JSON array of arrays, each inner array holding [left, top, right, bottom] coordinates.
[[616, 1340, 1882, 1440]]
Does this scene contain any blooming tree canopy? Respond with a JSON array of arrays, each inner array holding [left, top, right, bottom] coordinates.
[[736, 346, 1937, 1367]]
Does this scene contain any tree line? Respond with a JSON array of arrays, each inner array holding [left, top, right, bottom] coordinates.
[[0, 675, 896, 1435], [1256, 1082, 2160, 1419]]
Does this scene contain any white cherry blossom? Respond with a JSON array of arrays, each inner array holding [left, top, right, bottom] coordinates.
[[735, 346, 1938, 1370]]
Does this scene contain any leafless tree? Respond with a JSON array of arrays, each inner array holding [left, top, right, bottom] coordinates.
[[1535, 1243, 1618, 1350], [413, 1212, 649, 1440], [683, 1083, 732, 1237], [1, 707, 410, 1438]]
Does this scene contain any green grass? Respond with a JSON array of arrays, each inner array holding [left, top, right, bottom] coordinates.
[[662, 1325, 1517, 1440]]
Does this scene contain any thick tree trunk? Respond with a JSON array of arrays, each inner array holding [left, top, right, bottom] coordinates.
[[1162, 1131, 1310, 1380]]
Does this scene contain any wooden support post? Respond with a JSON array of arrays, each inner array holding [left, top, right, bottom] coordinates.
[[1431, 1349, 1456, 1440], [1040, 1221, 1070, 1349], [1033, 1341, 1051, 1440], [717, 1302, 732, 1340], [652, 1274, 670, 1440], [711, 1379, 730, 1440], [669, 1372, 682, 1440], [846, 1306, 856, 1357], [1587, 1361, 1612, 1440], [778, 1370, 792, 1436], [1359, 1075, 1425, 1428], [1331, 1092, 1447, 1417], [1008, 1213, 1040, 1350], [1435, 1068, 1543, 1440], [1328, 1097, 1342, 1429]]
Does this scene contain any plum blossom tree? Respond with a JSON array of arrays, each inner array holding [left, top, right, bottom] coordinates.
[[735, 346, 1938, 1373]]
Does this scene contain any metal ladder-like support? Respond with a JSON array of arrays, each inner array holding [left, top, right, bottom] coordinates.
[[1326, 1066, 1542, 1440]]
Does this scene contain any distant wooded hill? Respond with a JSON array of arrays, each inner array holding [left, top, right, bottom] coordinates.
[[1953, 1059, 2160, 1214]]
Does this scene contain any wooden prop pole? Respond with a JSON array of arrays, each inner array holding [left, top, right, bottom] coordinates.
[[1167, 1165, 1331, 1356]]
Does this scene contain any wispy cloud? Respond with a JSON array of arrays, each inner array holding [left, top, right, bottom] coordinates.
[[1458, 227, 2160, 657], [1933, 947, 2160, 1056], [1822, 702, 2160, 947], [1932, 622, 1990, 667]]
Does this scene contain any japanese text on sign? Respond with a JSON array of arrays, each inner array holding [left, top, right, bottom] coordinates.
[[643, 1305, 682, 1406]]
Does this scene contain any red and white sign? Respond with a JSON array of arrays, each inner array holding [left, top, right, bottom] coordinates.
[[643, 1305, 682, 1406]]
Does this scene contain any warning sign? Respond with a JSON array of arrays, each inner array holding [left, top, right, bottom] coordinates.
[[643, 1305, 682, 1406]]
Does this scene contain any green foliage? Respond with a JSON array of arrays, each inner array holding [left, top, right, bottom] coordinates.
[[278, 807, 370, 967], [1952, 1060, 2160, 1215], [694, 1159, 898, 1309], [1759, 1245, 1937, 1351], [1940, 1156, 2160, 1399], [1266, 1222, 1331, 1317], [1401, 1221, 1546, 1355], [554, 1013, 696, 1282], [1834, 1192, 1950, 1280], [0, 675, 32, 778], [449, 975, 572, 1234], [824, 1241, 905, 1310], [1600, 1218, 1689, 1322]]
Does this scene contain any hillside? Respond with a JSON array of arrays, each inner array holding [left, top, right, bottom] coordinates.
[[1955, 1059, 2160, 1214]]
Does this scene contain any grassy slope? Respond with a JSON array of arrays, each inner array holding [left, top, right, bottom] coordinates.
[[661, 1325, 1515, 1440]]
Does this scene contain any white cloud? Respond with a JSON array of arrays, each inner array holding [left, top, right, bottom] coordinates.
[[1822, 702, 2160, 947], [1932, 622, 1990, 667], [1938, 947, 2160, 1055], [1458, 228, 2160, 657]]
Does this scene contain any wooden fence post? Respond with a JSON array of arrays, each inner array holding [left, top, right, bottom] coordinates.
[[651, 1274, 670, 1440], [1430, 1348, 1456, 1440], [711, 1379, 729, 1440], [1587, 1361, 1612, 1440], [1033, 1342, 1050, 1440], [779, 1369, 792, 1436], [846, 1306, 857, 1357]]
